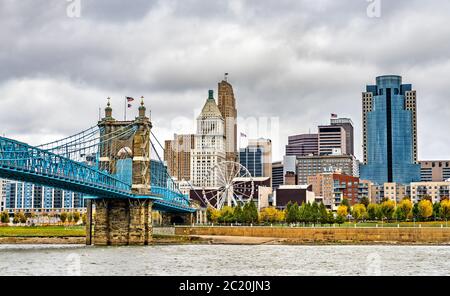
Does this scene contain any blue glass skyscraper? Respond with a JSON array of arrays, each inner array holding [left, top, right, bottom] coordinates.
[[360, 75, 420, 184]]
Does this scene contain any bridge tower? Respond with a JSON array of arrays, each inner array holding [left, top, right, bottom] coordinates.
[[87, 97, 154, 246]]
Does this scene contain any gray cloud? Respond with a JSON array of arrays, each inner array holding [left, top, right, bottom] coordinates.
[[0, 0, 449, 161]]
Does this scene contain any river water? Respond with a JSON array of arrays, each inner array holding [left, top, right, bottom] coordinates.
[[0, 244, 449, 276]]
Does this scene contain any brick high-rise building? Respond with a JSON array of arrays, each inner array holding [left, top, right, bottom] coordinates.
[[164, 134, 195, 182], [218, 79, 238, 162]]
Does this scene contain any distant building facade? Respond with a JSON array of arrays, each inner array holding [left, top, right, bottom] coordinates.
[[218, 80, 238, 163], [286, 134, 318, 157], [308, 172, 360, 210], [420, 161, 450, 182], [410, 182, 450, 204], [272, 161, 284, 190], [164, 134, 195, 182], [239, 138, 272, 181], [318, 125, 347, 156], [273, 185, 316, 209], [3, 181, 85, 213], [330, 118, 354, 156], [296, 154, 359, 185], [191, 90, 226, 187], [360, 75, 420, 184]]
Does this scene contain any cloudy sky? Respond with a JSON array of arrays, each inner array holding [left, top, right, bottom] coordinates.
[[1, 0, 449, 162]]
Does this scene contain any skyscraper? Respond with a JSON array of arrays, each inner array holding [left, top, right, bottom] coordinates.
[[239, 138, 272, 180], [330, 118, 354, 156], [285, 134, 319, 157], [191, 90, 226, 187], [318, 125, 347, 156], [218, 79, 238, 162], [164, 134, 195, 182], [360, 75, 420, 184]]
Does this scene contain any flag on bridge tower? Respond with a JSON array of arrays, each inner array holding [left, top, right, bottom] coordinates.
[[126, 97, 135, 102], [331, 113, 338, 118]]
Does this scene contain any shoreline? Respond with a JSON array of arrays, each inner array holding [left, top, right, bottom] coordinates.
[[2, 235, 450, 246]]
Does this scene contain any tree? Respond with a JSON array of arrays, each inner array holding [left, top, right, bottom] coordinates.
[[327, 211, 335, 226], [319, 203, 328, 225], [73, 211, 81, 224], [337, 205, 348, 220], [206, 207, 220, 223], [285, 202, 299, 224], [367, 204, 379, 221], [418, 199, 433, 221], [218, 206, 234, 224], [242, 202, 258, 224], [233, 204, 243, 223], [352, 204, 367, 222], [380, 200, 395, 222], [310, 202, 320, 224], [412, 203, 420, 220], [397, 199, 413, 221], [440, 199, 450, 221], [433, 202, 441, 221], [341, 199, 351, 214], [67, 212, 74, 224], [82, 213, 87, 225], [259, 207, 280, 224], [1, 211, 9, 224], [359, 197, 370, 208], [60, 212, 68, 223]]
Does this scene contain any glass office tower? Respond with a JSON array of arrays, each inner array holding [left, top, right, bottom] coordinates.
[[360, 75, 420, 184]]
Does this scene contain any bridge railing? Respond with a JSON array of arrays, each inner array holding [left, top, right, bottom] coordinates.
[[0, 136, 131, 193]]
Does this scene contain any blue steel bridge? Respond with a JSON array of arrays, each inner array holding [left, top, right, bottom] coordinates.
[[0, 118, 195, 214]]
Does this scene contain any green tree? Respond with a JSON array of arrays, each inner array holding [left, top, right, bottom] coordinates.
[[60, 212, 68, 224], [218, 206, 234, 224], [67, 212, 74, 224], [380, 200, 395, 222], [327, 211, 335, 226], [418, 199, 433, 221], [285, 202, 299, 224], [359, 197, 370, 208], [82, 213, 87, 225], [319, 203, 328, 225], [367, 204, 379, 221], [310, 202, 320, 224], [352, 204, 367, 222], [433, 202, 441, 221], [412, 203, 420, 220], [242, 202, 258, 224], [233, 204, 243, 223]]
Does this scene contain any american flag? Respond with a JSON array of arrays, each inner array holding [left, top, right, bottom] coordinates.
[[331, 113, 338, 118]]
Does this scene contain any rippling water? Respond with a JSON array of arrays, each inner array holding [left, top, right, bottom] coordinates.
[[0, 244, 449, 276]]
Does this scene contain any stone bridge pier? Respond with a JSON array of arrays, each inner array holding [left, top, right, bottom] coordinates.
[[86, 98, 154, 246], [87, 199, 153, 246]]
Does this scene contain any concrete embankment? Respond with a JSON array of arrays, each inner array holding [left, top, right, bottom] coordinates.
[[175, 226, 450, 245]]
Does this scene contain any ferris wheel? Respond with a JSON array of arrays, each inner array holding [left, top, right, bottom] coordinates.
[[201, 161, 254, 210]]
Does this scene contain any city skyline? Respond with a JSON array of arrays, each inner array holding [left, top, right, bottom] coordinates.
[[1, 1, 450, 163]]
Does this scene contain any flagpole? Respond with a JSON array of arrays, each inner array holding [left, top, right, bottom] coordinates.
[[124, 96, 126, 121]]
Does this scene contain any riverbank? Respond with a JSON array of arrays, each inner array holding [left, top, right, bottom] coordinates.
[[177, 226, 450, 245], [2, 225, 450, 245]]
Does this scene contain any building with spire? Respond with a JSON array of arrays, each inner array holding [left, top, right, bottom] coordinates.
[[218, 79, 238, 162], [191, 90, 226, 187]]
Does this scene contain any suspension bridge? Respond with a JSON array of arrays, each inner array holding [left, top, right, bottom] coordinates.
[[0, 98, 196, 245]]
